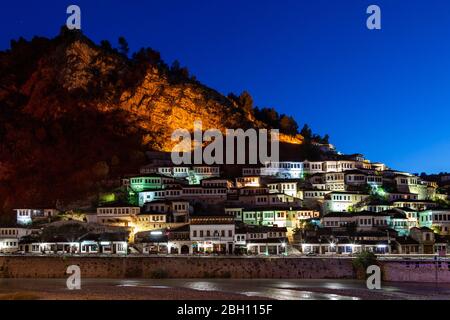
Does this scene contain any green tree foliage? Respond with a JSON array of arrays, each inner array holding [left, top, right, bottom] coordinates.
[[352, 251, 378, 271]]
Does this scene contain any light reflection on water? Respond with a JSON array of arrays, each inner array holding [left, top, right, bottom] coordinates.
[[2, 278, 450, 300], [115, 279, 361, 300]]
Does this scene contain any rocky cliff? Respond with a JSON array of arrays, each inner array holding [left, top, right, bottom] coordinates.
[[0, 28, 305, 218]]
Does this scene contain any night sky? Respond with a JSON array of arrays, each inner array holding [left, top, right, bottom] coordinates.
[[1, 0, 449, 173]]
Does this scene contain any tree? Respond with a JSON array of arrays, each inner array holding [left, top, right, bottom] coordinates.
[[279, 115, 299, 135], [300, 124, 312, 140], [118, 36, 129, 56], [92, 161, 109, 178], [352, 251, 378, 277], [170, 60, 190, 80], [171, 60, 181, 72], [238, 91, 254, 113], [100, 40, 113, 52]]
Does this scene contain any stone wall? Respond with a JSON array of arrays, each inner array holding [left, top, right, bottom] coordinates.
[[381, 260, 450, 283], [0, 256, 354, 279], [1, 256, 449, 283]]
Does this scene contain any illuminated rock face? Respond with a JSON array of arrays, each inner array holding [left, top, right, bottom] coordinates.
[[17, 35, 303, 151], [0, 32, 302, 216]]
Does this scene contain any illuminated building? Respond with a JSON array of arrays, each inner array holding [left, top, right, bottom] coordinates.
[[234, 224, 288, 255], [264, 179, 299, 197], [15, 208, 59, 226], [18, 232, 128, 255], [190, 215, 235, 254], [235, 176, 261, 188], [323, 191, 370, 214], [0, 227, 34, 253], [261, 161, 304, 179], [418, 209, 450, 235]]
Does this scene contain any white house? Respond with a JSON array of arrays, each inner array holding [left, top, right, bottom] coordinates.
[[419, 209, 450, 235], [190, 215, 235, 254], [15, 208, 58, 225], [323, 192, 370, 213], [261, 161, 304, 179], [235, 224, 288, 255], [0, 227, 34, 253], [265, 180, 299, 197]]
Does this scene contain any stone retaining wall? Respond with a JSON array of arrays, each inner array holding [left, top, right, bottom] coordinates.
[[381, 260, 450, 283], [0, 256, 354, 279], [1, 256, 449, 282]]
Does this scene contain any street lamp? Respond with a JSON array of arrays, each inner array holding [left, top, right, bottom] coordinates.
[[281, 242, 287, 256], [386, 230, 391, 254]]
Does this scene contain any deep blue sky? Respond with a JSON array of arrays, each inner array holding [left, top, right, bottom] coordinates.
[[1, 0, 449, 173]]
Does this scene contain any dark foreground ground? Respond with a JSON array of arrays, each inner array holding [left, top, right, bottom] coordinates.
[[1, 279, 450, 300]]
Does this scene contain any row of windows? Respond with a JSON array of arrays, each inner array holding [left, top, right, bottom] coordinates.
[[244, 212, 286, 219], [243, 169, 261, 174], [347, 175, 366, 181], [266, 162, 302, 169], [183, 189, 227, 195], [325, 174, 344, 181], [433, 214, 450, 222], [391, 194, 418, 200], [332, 195, 359, 201], [147, 205, 167, 212], [131, 178, 162, 184], [399, 178, 418, 185], [304, 191, 326, 198], [194, 167, 219, 174], [203, 182, 228, 188], [359, 219, 388, 226], [0, 229, 18, 235], [98, 208, 139, 215], [1, 241, 17, 247], [304, 163, 322, 170], [268, 184, 296, 190], [174, 204, 187, 211], [192, 230, 233, 238], [138, 215, 165, 222], [255, 197, 285, 203], [159, 167, 188, 173], [324, 219, 389, 226]]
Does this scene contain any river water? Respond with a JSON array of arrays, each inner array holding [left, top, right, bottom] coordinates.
[[1, 278, 450, 300]]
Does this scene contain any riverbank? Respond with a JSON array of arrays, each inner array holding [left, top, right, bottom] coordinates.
[[1, 279, 450, 300]]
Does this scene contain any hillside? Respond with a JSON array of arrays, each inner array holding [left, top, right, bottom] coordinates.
[[0, 28, 315, 218]]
